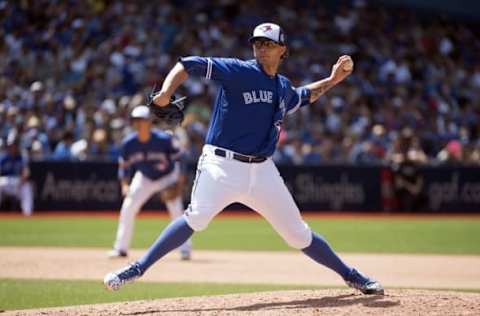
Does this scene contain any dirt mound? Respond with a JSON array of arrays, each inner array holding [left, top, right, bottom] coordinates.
[[5, 289, 480, 316]]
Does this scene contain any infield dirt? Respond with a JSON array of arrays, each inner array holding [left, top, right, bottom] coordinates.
[[1, 247, 480, 315], [4, 289, 480, 316]]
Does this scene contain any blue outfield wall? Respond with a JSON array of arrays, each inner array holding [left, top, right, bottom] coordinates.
[[26, 161, 480, 212]]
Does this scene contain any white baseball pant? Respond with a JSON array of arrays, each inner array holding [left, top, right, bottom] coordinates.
[[184, 145, 312, 249], [0, 176, 33, 216], [113, 166, 192, 254]]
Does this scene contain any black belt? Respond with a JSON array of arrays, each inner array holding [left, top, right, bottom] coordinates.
[[214, 149, 267, 163]]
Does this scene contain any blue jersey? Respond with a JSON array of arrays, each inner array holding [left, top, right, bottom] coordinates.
[[179, 56, 311, 157], [0, 153, 27, 177], [118, 129, 181, 181]]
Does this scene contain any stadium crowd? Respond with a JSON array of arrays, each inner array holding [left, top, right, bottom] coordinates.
[[0, 0, 479, 166]]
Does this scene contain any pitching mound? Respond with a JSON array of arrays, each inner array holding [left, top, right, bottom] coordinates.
[[5, 289, 480, 316]]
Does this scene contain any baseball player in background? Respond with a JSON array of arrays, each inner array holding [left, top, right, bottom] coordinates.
[[0, 133, 33, 216], [108, 105, 192, 260], [105, 23, 384, 295]]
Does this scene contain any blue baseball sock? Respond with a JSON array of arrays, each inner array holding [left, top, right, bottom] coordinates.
[[302, 232, 352, 279], [137, 216, 194, 273]]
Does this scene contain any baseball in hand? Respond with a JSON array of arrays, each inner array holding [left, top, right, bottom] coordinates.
[[342, 58, 354, 71]]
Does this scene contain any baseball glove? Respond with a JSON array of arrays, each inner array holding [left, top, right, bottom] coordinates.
[[148, 88, 186, 126]]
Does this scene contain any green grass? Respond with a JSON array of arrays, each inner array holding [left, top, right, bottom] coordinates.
[[309, 218, 480, 254], [0, 278, 323, 311], [0, 216, 479, 254]]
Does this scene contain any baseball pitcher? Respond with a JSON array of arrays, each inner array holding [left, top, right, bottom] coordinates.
[[108, 105, 192, 260], [105, 23, 383, 295]]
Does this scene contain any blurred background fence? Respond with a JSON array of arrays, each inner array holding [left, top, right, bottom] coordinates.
[[22, 161, 480, 212]]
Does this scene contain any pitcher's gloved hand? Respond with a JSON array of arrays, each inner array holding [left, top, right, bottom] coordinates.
[[148, 88, 186, 126]]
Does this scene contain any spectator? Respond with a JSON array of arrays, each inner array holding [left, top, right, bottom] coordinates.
[[22, 116, 50, 158], [88, 128, 117, 160], [436, 140, 464, 165], [0, 1, 478, 166], [52, 130, 75, 160], [390, 150, 426, 212], [387, 128, 428, 211]]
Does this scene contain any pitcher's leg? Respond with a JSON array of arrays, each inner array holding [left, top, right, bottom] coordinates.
[[182, 155, 237, 232], [104, 152, 245, 291], [246, 161, 351, 277], [131, 153, 235, 272], [302, 232, 352, 278], [247, 161, 383, 294], [137, 215, 193, 271], [244, 167, 312, 249], [165, 195, 192, 259]]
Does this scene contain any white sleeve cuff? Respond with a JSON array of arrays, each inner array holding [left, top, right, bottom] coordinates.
[[205, 58, 213, 80], [287, 91, 302, 115]]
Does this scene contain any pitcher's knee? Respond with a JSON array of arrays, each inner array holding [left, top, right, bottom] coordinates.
[[284, 226, 312, 249], [183, 205, 214, 232]]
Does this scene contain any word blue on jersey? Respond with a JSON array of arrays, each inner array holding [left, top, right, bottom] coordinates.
[[179, 57, 311, 157], [118, 130, 180, 181], [0, 153, 27, 177]]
